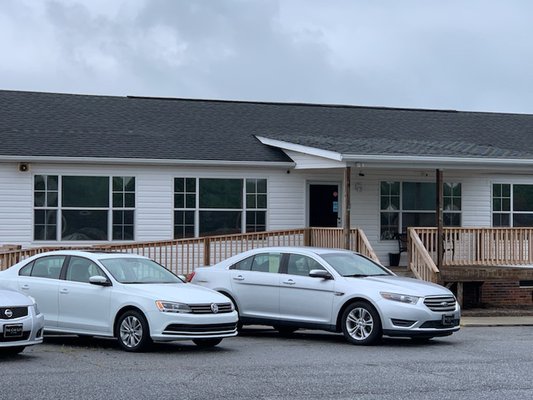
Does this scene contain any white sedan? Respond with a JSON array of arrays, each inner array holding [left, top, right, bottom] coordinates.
[[190, 247, 461, 345], [0, 289, 44, 355], [0, 251, 238, 352]]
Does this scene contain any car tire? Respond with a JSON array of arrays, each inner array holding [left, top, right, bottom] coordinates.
[[2, 346, 25, 355], [116, 310, 152, 352], [273, 326, 298, 336], [193, 338, 223, 348], [341, 301, 382, 345]]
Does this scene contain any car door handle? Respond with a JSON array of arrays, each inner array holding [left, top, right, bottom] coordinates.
[[233, 275, 245, 281], [20, 284, 30, 290], [60, 288, 69, 294], [282, 279, 295, 285]]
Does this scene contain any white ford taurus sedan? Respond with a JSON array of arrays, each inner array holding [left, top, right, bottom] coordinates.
[[0, 289, 44, 355], [0, 251, 238, 352], [190, 247, 461, 345]]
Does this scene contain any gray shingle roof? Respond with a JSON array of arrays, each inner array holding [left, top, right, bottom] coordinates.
[[2, 89, 533, 162]]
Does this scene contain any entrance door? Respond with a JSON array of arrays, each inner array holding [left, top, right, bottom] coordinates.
[[309, 184, 340, 227]]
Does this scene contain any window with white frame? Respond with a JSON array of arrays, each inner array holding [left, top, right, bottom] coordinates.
[[34, 175, 135, 241], [493, 183, 533, 226], [380, 181, 462, 240], [173, 177, 267, 238]]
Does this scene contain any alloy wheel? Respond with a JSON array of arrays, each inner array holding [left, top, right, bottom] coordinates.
[[346, 307, 374, 341], [120, 315, 143, 348]]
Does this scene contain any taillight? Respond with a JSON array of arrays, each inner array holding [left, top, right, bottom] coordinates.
[[186, 271, 196, 282]]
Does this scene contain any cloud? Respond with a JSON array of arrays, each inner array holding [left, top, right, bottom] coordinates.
[[1, 0, 533, 113]]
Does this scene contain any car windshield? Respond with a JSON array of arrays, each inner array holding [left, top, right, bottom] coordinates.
[[320, 252, 392, 277], [99, 257, 182, 284]]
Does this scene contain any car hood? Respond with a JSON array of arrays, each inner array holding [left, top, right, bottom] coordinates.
[[118, 283, 231, 304], [0, 289, 33, 307], [343, 275, 453, 296]]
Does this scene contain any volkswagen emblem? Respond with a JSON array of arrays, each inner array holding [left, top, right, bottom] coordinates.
[[4, 309, 13, 318], [210, 303, 219, 314]]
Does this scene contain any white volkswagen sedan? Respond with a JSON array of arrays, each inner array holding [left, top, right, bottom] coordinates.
[[190, 247, 461, 345], [0, 289, 44, 355], [0, 251, 238, 352]]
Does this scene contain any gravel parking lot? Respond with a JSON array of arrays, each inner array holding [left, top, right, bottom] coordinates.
[[1, 326, 532, 400]]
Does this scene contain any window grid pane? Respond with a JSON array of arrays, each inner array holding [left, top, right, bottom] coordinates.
[[34, 175, 135, 242], [174, 178, 196, 209], [380, 181, 462, 239]]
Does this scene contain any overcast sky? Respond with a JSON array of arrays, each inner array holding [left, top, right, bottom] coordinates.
[[1, 0, 532, 113]]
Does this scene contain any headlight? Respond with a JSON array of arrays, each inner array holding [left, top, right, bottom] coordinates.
[[28, 296, 40, 315], [381, 292, 420, 305], [155, 301, 192, 313]]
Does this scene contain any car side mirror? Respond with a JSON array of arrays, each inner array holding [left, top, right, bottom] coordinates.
[[309, 269, 333, 280], [89, 275, 112, 286]]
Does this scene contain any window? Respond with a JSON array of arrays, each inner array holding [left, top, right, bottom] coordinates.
[[33, 175, 135, 241], [34, 175, 58, 240], [66, 257, 105, 283], [246, 179, 267, 232], [380, 181, 462, 240], [493, 183, 533, 227], [174, 178, 196, 239], [229, 253, 281, 273], [173, 178, 268, 238], [20, 256, 66, 279], [286, 254, 324, 276]]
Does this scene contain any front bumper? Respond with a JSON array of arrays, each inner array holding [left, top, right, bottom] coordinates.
[[0, 312, 45, 348], [146, 310, 239, 342], [379, 299, 461, 338]]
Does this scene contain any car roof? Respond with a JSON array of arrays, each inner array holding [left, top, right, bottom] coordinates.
[[219, 246, 356, 262], [27, 250, 147, 261]]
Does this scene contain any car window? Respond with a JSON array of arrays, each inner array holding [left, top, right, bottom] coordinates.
[[250, 253, 281, 273], [100, 257, 182, 284], [320, 252, 391, 277], [286, 254, 325, 276], [231, 256, 253, 271], [66, 256, 106, 283], [25, 256, 65, 279]]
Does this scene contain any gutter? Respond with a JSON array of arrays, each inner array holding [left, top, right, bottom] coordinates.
[[0, 155, 295, 169]]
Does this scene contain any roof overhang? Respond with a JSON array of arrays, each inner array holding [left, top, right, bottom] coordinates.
[[256, 136, 533, 171]]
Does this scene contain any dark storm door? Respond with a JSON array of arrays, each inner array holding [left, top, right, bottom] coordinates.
[[309, 184, 340, 227]]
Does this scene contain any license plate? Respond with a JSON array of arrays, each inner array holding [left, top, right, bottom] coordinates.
[[4, 324, 23, 337], [441, 314, 455, 326]]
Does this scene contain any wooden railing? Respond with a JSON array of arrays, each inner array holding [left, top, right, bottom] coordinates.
[[407, 227, 533, 284], [407, 228, 440, 283], [412, 227, 533, 267], [0, 227, 378, 274]]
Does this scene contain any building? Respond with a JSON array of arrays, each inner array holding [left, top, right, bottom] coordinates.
[[2, 89, 533, 306]]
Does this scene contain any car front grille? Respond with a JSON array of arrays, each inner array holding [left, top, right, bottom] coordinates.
[[163, 322, 237, 336], [423, 296, 457, 312], [0, 307, 28, 319], [420, 319, 460, 329], [189, 303, 233, 314], [0, 331, 30, 342]]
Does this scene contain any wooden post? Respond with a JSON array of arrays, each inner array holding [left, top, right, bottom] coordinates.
[[343, 166, 351, 250], [436, 169, 444, 269], [203, 237, 211, 267]]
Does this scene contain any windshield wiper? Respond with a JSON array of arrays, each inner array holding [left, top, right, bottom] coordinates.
[[343, 274, 368, 278]]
